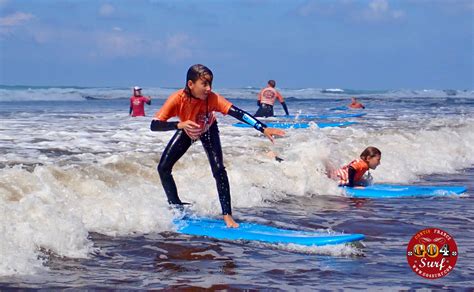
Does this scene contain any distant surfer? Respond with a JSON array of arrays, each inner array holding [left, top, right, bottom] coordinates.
[[330, 146, 381, 187], [129, 86, 151, 117], [348, 97, 365, 109], [150, 64, 285, 228], [255, 80, 289, 117]]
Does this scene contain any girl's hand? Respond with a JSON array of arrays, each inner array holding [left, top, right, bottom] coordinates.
[[263, 128, 285, 143], [178, 120, 200, 131]]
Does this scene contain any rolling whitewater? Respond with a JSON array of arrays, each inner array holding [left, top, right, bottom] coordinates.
[[1, 86, 473, 289]]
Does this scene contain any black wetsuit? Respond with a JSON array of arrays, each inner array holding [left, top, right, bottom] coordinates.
[[254, 101, 289, 117], [150, 105, 266, 215]]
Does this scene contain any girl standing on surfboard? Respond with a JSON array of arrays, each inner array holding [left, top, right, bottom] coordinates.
[[150, 64, 285, 228], [331, 146, 381, 187]]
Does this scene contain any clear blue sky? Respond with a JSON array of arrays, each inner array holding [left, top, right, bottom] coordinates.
[[0, 0, 472, 89]]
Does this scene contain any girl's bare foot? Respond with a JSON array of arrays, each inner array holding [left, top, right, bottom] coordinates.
[[223, 214, 239, 228]]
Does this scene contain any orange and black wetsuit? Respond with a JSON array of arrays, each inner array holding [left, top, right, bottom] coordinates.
[[332, 159, 369, 187], [348, 102, 365, 109], [150, 89, 266, 215]]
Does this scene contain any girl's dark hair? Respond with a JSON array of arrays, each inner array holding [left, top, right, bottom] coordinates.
[[268, 80, 276, 87], [184, 64, 213, 94], [360, 146, 381, 159]]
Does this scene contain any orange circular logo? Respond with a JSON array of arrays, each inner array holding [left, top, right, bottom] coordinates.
[[406, 228, 458, 279]]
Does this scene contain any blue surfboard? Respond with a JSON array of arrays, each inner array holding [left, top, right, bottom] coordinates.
[[344, 184, 467, 199], [232, 121, 357, 129], [176, 217, 365, 246], [274, 113, 366, 119]]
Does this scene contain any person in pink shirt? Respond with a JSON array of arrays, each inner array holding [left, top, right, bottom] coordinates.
[[255, 80, 289, 117], [129, 86, 151, 117]]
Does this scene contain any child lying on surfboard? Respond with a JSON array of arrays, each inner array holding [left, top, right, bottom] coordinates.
[[330, 146, 381, 187]]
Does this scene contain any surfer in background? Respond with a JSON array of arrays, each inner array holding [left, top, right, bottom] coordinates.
[[129, 86, 151, 117], [255, 80, 289, 117], [348, 97, 365, 109], [150, 64, 285, 228], [331, 146, 381, 187]]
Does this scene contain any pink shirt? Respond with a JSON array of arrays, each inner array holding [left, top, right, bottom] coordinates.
[[258, 87, 284, 106], [130, 95, 151, 117]]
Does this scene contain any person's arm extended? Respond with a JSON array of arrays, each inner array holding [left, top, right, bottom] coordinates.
[[347, 166, 356, 187], [276, 91, 289, 115], [146, 96, 151, 105], [129, 106, 133, 115], [228, 105, 285, 143], [228, 105, 266, 133], [150, 120, 179, 131], [281, 102, 289, 115]]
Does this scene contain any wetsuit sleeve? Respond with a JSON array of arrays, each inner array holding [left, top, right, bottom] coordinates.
[[347, 166, 356, 187], [150, 120, 179, 131], [281, 102, 289, 115], [146, 97, 151, 105], [129, 98, 133, 115], [276, 91, 284, 102], [154, 92, 181, 121], [227, 105, 267, 133], [215, 93, 233, 114]]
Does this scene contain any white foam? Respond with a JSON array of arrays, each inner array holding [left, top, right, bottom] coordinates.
[[1, 96, 474, 275], [0, 163, 175, 276], [0, 167, 92, 275]]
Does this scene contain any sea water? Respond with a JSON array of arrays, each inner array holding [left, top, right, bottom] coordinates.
[[1, 86, 473, 289]]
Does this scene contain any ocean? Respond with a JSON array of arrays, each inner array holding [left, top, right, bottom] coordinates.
[[1, 86, 473, 289]]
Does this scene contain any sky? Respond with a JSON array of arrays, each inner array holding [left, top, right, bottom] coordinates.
[[0, 0, 472, 89]]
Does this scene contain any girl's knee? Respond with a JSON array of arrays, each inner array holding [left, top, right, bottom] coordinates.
[[157, 162, 172, 175]]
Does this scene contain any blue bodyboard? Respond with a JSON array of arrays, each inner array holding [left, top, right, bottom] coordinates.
[[232, 121, 357, 129], [274, 113, 366, 119], [344, 184, 467, 198], [176, 217, 365, 246]]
